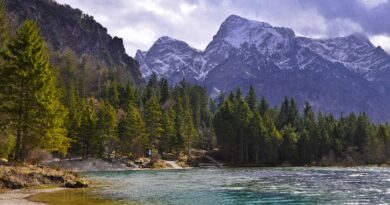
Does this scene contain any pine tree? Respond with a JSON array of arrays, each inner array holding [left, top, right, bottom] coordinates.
[[173, 95, 185, 154], [144, 95, 163, 149], [118, 104, 147, 157], [1, 20, 69, 161], [217, 91, 225, 107], [277, 97, 299, 128], [355, 112, 372, 153], [66, 85, 82, 155], [233, 98, 252, 163], [145, 72, 159, 101], [79, 99, 97, 159], [377, 125, 390, 162], [214, 99, 235, 161], [258, 97, 269, 116], [249, 111, 267, 164], [96, 101, 117, 158], [246, 86, 257, 112], [298, 102, 315, 163], [288, 98, 300, 127], [277, 97, 290, 129], [182, 94, 197, 155], [159, 78, 170, 104], [0, 0, 11, 159], [161, 109, 175, 153], [119, 82, 137, 109], [263, 113, 282, 164], [279, 125, 299, 163]]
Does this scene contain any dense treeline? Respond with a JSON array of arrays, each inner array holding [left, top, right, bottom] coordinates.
[[61, 71, 213, 160], [0, 2, 388, 166], [214, 86, 390, 165], [0, 2, 213, 161]]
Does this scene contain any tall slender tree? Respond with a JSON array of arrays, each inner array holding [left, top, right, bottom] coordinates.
[[144, 95, 163, 149], [1, 20, 69, 160], [118, 104, 147, 157]]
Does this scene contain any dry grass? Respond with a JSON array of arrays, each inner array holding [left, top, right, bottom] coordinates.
[[0, 164, 86, 189]]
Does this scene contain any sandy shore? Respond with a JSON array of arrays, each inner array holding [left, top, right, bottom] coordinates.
[[0, 188, 64, 205]]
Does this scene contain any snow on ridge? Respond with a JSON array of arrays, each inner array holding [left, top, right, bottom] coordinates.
[[136, 14, 390, 83]]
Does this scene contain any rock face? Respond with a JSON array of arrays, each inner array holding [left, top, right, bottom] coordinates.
[[6, 0, 143, 85], [137, 15, 390, 121]]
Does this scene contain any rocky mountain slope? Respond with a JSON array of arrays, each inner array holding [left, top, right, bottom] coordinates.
[[6, 0, 143, 85], [137, 15, 390, 121]]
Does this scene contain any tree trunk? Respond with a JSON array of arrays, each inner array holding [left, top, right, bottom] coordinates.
[[15, 128, 22, 161]]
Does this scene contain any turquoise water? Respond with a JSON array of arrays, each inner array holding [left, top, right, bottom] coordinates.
[[85, 167, 390, 204]]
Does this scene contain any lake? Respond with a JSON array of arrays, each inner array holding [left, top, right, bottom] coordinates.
[[79, 167, 390, 204]]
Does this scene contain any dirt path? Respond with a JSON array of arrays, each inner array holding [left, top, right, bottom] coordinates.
[[164, 160, 183, 169]]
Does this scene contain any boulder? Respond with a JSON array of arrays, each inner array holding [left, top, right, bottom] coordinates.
[[64, 179, 88, 188]]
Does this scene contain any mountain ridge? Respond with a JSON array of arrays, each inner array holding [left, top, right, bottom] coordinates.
[[137, 14, 390, 121]]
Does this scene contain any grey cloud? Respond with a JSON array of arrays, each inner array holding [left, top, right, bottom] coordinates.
[[55, 0, 390, 55]]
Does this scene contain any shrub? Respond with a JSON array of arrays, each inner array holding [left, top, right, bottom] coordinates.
[[26, 149, 53, 165]]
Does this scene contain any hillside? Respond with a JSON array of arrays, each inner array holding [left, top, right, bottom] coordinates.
[[6, 0, 143, 85]]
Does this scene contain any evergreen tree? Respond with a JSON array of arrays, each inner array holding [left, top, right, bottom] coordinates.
[[246, 86, 257, 112], [288, 98, 300, 127], [277, 97, 299, 128], [279, 125, 299, 163], [355, 113, 372, 153], [144, 95, 163, 149], [1, 20, 69, 161], [79, 99, 97, 159], [258, 97, 269, 116], [277, 97, 290, 129], [96, 101, 117, 158], [298, 102, 316, 163], [159, 78, 170, 104], [145, 72, 159, 101], [173, 96, 185, 154], [377, 125, 390, 162], [263, 113, 282, 164], [182, 94, 197, 155], [233, 98, 252, 163], [0, 0, 11, 159], [248, 111, 267, 164], [66, 85, 82, 155], [118, 104, 147, 157], [119, 82, 137, 109], [214, 99, 235, 161], [161, 109, 175, 153], [217, 91, 225, 107]]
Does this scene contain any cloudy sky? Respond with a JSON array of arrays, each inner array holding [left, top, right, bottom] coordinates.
[[56, 0, 390, 56]]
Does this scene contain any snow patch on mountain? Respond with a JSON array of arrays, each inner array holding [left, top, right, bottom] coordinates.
[[136, 14, 390, 85]]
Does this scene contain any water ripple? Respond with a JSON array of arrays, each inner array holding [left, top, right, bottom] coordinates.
[[85, 167, 390, 205]]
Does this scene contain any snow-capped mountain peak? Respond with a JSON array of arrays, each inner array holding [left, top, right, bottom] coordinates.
[[135, 14, 390, 121], [213, 15, 295, 52]]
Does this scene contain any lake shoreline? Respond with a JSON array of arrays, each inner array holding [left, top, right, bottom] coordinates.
[[0, 187, 64, 205]]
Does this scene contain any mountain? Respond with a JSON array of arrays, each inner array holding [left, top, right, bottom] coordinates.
[[6, 0, 143, 85], [137, 15, 390, 121]]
